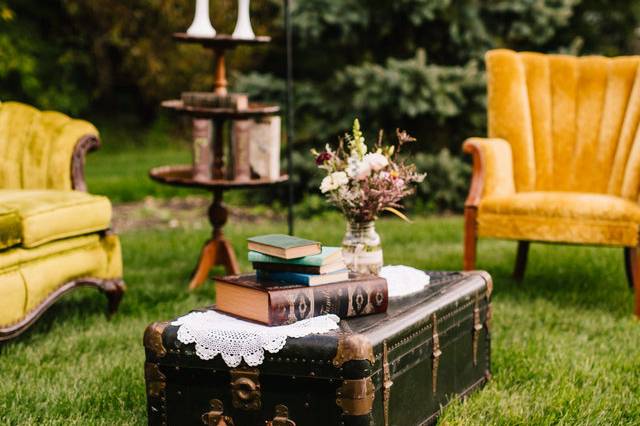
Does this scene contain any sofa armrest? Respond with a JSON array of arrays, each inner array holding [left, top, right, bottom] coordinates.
[[71, 134, 101, 192], [463, 137, 515, 208], [45, 118, 100, 192]]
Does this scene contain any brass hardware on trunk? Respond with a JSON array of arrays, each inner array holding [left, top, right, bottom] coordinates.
[[143, 322, 169, 358], [431, 313, 442, 394], [230, 368, 261, 411], [472, 295, 483, 366], [335, 377, 375, 415], [382, 340, 393, 426], [144, 362, 166, 398], [143, 321, 169, 358], [266, 404, 296, 426], [333, 332, 375, 367], [201, 399, 235, 426]]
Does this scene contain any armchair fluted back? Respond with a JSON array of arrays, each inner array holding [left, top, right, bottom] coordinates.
[[0, 101, 99, 191], [486, 49, 640, 200]]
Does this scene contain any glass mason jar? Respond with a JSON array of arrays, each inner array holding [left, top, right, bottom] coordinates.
[[341, 221, 383, 275]]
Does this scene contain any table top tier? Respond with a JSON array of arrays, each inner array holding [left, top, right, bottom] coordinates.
[[161, 100, 279, 119], [173, 33, 271, 50], [150, 165, 288, 190]]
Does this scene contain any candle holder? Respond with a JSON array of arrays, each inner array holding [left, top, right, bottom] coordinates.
[[232, 0, 255, 39], [187, 0, 216, 37]]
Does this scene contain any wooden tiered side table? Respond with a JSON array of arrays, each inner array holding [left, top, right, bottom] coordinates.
[[150, 33, 288, 290]]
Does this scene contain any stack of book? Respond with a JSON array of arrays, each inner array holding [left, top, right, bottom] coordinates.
[[215, 234, 389, 325], [248, 234, 349, 285]]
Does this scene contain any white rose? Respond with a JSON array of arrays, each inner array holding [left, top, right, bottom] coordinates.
[[347, 156, 371, 180], [320, 171, 349, 193], [363, 152, 389, 172]]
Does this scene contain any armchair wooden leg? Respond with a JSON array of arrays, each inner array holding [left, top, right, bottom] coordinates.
[[464, 206, 477, 270], [623, 247, 640, 318], [513, 241, 530, 282]]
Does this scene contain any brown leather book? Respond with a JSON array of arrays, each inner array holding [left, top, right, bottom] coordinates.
[[215, 273, 388, 325]]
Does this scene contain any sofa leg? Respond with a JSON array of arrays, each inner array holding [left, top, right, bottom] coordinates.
[[513, 241, 530, 282], [624, 247, 640, 318], [464, 206, 477, 270], [104, 279, 126, 317]]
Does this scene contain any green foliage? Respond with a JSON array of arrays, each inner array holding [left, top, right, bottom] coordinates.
[[412, 149, 471, 213], [2, 0, 640, 211]]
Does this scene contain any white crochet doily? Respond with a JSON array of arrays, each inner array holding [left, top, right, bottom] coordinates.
[[379, 265, 431, 298], [171, 310, 340, 367]]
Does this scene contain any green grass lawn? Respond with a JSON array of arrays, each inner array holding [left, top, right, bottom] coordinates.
[[1, 214, 639, 425]]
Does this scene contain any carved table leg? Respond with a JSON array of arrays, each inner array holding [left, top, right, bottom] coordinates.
[[188, 189, 241, 290]]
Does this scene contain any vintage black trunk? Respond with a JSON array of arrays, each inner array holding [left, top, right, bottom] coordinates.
[[144, 271, 492, 426]]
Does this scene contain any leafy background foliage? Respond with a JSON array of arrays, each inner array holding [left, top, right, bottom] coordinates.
[[1, 0, 639, 211]]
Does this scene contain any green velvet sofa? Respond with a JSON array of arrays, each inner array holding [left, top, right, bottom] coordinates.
[[0, 101, 124, 341]]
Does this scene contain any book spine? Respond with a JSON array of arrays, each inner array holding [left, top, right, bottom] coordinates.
[[248, 251, 322, 266], [257, 270, 310, 285], [268, 278, 388, 325], [253, 262, 321, 275], [231, 120, 251, 180]]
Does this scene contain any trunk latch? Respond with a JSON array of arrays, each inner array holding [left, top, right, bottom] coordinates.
[[201, 399, 235, 426], [230, 368, 261, 411], [266, 404, 296, 426]]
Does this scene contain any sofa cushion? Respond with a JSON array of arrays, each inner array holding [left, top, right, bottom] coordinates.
[[0, 205, 21, 250], [478, 191, 640, 246], [0, 190, 112, 248]]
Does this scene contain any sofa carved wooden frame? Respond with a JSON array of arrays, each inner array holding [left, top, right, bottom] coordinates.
[[463, 139, 640, 318], [0, 134, 126, 342]]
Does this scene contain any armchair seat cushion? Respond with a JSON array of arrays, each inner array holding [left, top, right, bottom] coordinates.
[[0, 190, 112, 249], [478, 192, 640, 246]]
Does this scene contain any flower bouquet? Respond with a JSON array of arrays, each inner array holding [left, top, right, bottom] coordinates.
[[313, 119, 425, 274]]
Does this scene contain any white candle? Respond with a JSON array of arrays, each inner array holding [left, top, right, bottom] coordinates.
[[187, 0, 216, 37], [232, 0, 255, 39]]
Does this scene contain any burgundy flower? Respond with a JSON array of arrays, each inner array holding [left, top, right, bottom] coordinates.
[[316, 151, 332, 165]]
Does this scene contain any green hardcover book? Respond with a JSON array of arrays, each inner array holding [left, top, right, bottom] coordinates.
[[247, 234, 321, 259], [248, 247, 342, 266]]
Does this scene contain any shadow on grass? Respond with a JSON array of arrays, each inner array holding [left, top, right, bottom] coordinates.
[[480, 241, 633, 319]]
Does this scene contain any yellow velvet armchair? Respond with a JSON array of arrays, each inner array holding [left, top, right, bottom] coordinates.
[[0, 101, 124, 341], [464, 49, 640, 317]]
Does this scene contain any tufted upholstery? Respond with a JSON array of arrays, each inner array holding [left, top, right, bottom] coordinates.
[[486, 49, 640, 199], [0, 101, 98, 190]]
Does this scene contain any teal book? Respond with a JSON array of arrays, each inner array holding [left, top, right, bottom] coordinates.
[[247, 234, 321, 259], [256, 269, 349, 286], [248, 247, 342, 266]]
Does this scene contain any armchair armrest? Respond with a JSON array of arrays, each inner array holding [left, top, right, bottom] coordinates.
[[463, 137, 515, 208], [46, 117, 100, 192]]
